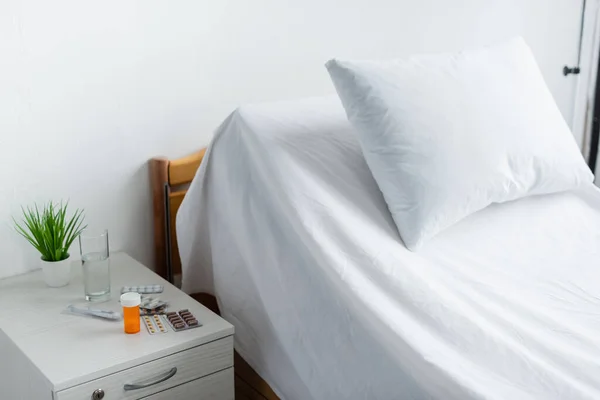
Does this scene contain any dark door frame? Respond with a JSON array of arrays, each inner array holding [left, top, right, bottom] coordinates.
[[588, 51, 600, 173]]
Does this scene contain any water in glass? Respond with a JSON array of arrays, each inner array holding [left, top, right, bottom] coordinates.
[[79, 229, 111, 302], [82, 252, 111, 302]]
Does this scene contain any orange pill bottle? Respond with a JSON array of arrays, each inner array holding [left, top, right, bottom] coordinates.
[[120, 292, 141, 334]]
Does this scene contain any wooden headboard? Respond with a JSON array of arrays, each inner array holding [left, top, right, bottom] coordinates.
[[149, 148, 206, 283]]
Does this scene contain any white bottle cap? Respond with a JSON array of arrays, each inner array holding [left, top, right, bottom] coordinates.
[[120, 292, 141, 307]]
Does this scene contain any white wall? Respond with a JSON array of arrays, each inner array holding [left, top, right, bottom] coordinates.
[[0, 0, 585, 277]]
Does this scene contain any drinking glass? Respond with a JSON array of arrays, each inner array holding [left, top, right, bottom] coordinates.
[[79, 229, 111, 302]]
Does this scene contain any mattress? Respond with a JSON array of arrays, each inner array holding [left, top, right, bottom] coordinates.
[[177, 96, 600, 400]]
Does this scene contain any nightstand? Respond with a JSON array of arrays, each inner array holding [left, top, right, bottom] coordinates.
[[0, 252, 234, 399]]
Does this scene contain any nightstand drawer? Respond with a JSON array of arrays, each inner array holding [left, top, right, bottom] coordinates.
[[143, 367, 234, 400], [56, 335, 233, 400]]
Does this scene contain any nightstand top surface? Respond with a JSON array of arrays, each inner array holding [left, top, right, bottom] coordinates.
[[0, 252, 233, 391]]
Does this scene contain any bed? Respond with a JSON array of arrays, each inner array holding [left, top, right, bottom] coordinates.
[[150, 148, 278, 399], [151, 96, 600, 399]]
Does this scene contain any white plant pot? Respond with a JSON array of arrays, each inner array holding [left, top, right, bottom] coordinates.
[[41, 256, 72, 288]]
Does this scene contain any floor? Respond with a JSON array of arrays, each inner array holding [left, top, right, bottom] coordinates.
[[234, 351, 279, 400], [235, 376, 269, 400]]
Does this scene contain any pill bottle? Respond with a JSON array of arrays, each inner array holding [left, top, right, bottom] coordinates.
[[120, 292, 141, 334]]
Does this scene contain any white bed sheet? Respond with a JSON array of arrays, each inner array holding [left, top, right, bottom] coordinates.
[[177, 96, 600, 400]]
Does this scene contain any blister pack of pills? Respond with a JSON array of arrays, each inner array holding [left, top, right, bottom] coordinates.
[[139, 296, 168, 315], [142, 315, 169, 334], [165, 309, 202, 331], [121, 285, 164, 294]]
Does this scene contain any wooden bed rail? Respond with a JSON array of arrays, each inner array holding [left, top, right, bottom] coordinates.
[[149, 148, 206, 282]]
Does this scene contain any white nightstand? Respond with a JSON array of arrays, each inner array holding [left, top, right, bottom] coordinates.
[[0, 252, 234, 400]]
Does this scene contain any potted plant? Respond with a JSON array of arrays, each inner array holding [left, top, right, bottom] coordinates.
[[13, 202, 86, 287]]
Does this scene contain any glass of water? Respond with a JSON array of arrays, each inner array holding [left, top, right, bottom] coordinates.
[[79, 229, 111, 302]]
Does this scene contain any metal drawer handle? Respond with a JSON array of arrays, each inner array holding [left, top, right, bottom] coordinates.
[[123, 367, 178, 391]]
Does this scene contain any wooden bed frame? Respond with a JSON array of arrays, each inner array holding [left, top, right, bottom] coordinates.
[[149, 150, 280, 400]]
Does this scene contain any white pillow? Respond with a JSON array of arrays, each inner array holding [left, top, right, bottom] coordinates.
[[326, 37, 593, 251]]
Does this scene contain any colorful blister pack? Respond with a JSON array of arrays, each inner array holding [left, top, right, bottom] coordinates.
[[142, 315, 169, 334]]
